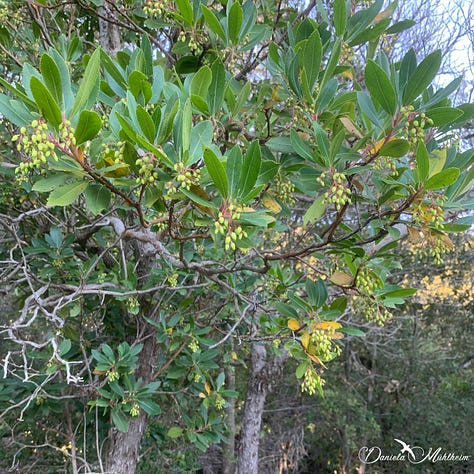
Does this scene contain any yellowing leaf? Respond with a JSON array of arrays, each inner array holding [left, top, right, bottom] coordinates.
[[407, 226, 424, 244], [199, 392, 207, 399], [300, 330, 310, 350], [307, 352, 326, 366], [368, 137, 387, 155], [231, 351, 238, 361], [330, 270, 353, 286], [262, 194, 282, 213], [339, 116, 362, 138], [205, 382, 211, 395], [288, 318, 301, 331]]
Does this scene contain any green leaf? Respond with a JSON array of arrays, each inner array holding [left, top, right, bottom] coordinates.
[[203, 147, 228, 197], [403, 50, 441, 105], [75, 110, 102, 145], [296, 361, 309, 379], [167, 427, 183, 439], [415, 141, 429, 184], [378, 138, 409, 157], [306, 278, 328, 308], [364, 59, 396, 115], [30, 76, 62, 127], [333, 0, 347, 36], [320, 37, 341, 90], [136, 105, 156, 143], [303, 194, 327, 226], [128, 70, 152, 103], [339, 327, 365, 337], [290, 129, 313, 161], [302, 30, 322, 94], [59, 339, 72, 356], [175, 0, 193, 25], [201, 5, 226, 41], [385, 19, 416, 34], [84, 184, 111, 215], [181, 98, 192, 157], [40, 53, 63, 107], [190, 66, 212, 99], [138, 399, 162, 415], [238, 141, 261, 198], [313, 122, 330, 165], [32, 174, 69, 192], [227, 2, 243, 44], [226, 146, 242, 198], [47, 180, 89, 206], [70, 48, 101, 117], [208, 60, 226, 115], [112, 408, 129, 433], [424, 168, 460, 190], [0, 95, 34, 126], [426, 107, 464, 127]]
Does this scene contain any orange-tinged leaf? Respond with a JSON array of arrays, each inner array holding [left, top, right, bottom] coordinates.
[[368, 138, 387, 155], [332, 332, 344, 339], [93, 368, 106, 375], [314, 321, 342, 331], [407, 226, 424, 244], [330, 270, 353, 286], [205, 382, 211, 395], [288, 318, 301, 331], [307, 352, 326, 366]]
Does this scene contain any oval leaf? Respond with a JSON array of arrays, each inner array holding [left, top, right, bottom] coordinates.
[[424, 168, 460, 190], [30, 76, 62, 127], [47, 180, 89, 206], [75, 110, 102, 145], [364, 60, 396, 115], [203, 147, 228, 197]]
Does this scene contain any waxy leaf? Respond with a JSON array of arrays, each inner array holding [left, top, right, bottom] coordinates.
[[403, 50, 441, 105], [228, 2, 243, 44], [333, 0, 347, 36], [378, 138, 409, 157], [425, 168, 460, 190], [415, 141, 429, 184], [40, 53, 63, 107], [30, 76, 62, 127], [47, 180, 89, 206], [75, 110, 102, 145], [364, 59, 396, 115], [190, 66, 212, 99], [201, 5, 226, 41], [238, 141, 261, 198], [203, 147, 228, 197], [70, 48, 101, 117]]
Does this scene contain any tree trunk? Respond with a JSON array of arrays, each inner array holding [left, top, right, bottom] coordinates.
[[106, 325, 158, 473], [236, 344, 287, 474], [223, 363, 236, 474], [98, 1, 121, 57]]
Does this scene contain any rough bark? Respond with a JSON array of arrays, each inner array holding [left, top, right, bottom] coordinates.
[[105, 332, 157, 473], [223, 363, 236, 474], [98, 2, 121, 57], [236, 344, 288, 474]]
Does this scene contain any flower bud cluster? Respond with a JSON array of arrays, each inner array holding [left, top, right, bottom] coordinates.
[[353, 295, 392, 326], [167, 162, 201, 195], [188, 339, 199, 353], [127, 296, 140, 315], [411, 194, 446, 230], [102, 141, 125, 163], [401, 106, 434, 146], [167, 272, 179, 287], [213, 203, 248, 251], [135, 153, 158, 185], [58, 119, 76, 148], [13, 119, 57, 181], [355, 267, 382, 296], [340, 42, 355, 64], [312, 328, 341, 361], [317, 170, 351, 211], [273, 173, 295, 204], [106, 369, 119, 382], [178, 30, 200, 54], [129, 402, 140, 417], [301, 366, 324, 396], [373, 156, 397, 176], [143, 0, 172, 18]]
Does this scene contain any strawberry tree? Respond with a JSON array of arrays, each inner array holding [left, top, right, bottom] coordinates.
[[0, 0, 472, 472]]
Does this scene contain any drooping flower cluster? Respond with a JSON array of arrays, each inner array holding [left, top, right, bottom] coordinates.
[[301, 366, 325, 396], [213, 202, 248, 251], [12, 119, 57, 181], [400, 105, 434, 147], [135, 153, 159, 185], [317, 170, 351, 211], [167, 162, 201, 196]]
